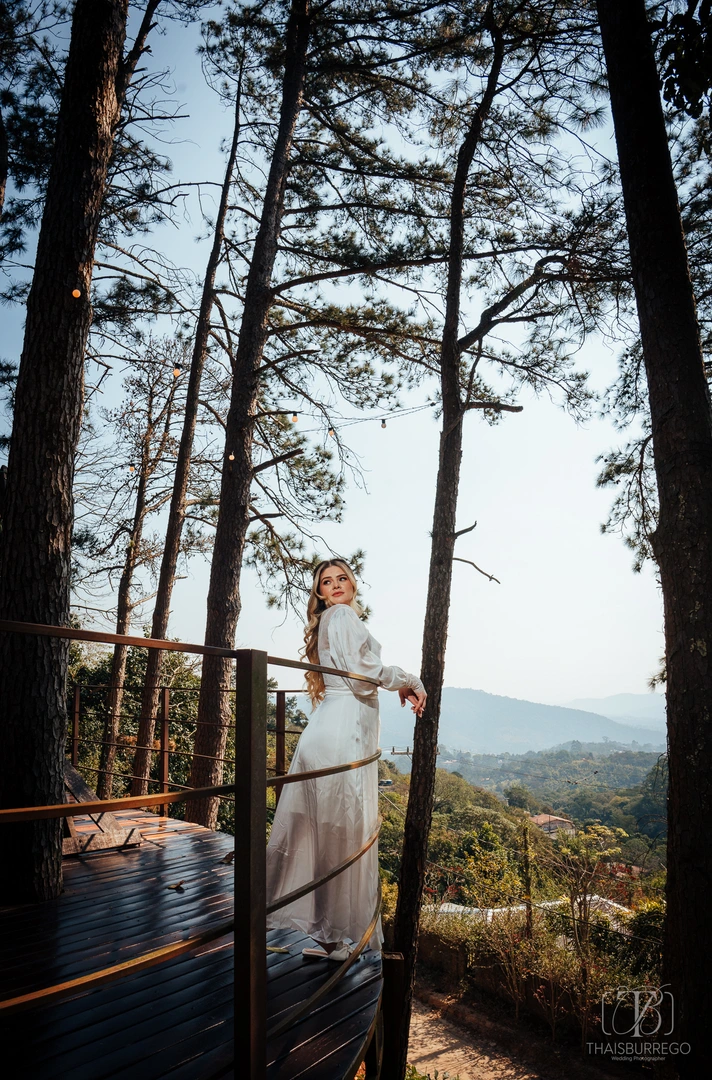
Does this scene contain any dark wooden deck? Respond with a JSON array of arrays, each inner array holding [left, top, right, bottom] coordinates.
[[0, 812, 382, 1079]]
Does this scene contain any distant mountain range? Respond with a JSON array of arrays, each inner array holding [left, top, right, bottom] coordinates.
[[564, 693, 666, 731], [377, 687, 666, 757]]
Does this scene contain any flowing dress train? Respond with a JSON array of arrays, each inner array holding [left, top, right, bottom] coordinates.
[[265, 603, 423, 951]]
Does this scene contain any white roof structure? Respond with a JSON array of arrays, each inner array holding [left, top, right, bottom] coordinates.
[[427, 895, 631, 924]]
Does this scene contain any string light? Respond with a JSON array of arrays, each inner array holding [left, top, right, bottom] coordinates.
[[72, 289, 81, 298], [280, 401, 437, 439], [128, 463, 135, 473], [228, 452, 235, 461], [291, 412, 298, 422], [173, 365, 182, 377]]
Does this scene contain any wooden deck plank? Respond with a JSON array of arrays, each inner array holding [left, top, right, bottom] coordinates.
[[0, 839, 233, 927], [22, 977, 234, 1072], [268, 992, 381, 1079], [1, 861, 235, 941], [0, 811, 381, 1079], [26, 994, 234, 1079], [0, 894, 235, 995], [268, 961, 381, 1027], [25, 946, 234, 1046], [155, 1043, 234, 1080], [0, 842, 235, 963], [0, 886, 231, 957]]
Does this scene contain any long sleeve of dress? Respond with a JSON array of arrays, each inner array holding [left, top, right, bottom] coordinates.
[[321, 604, 424, 698]]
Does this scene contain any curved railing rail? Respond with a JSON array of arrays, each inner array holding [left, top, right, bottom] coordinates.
[[267, 884, 382, 1040], [265, 748, 381, 788], [0, 619, 379, 684], [0, 900, 235, 1014], [0, 618, 385, 1078], [0, 784, 237, 822]]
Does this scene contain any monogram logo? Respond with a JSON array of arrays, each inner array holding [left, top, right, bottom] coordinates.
[[601, 986, 674, 1038]]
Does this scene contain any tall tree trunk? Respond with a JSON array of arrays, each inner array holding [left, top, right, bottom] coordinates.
[[186, 0, 311, 829], [0, 0, 130, 903], [0, 106, 7, 216], [597, 2, 712, 1073], [391, 21, 504, 1076], [131, 88, 243, 797], [98, 462, 149, 799]]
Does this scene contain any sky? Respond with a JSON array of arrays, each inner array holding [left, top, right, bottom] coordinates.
[[194, 365, 665, 705], [3, 10, 665, 708]]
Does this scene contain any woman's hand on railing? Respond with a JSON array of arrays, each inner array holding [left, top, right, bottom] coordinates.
[[398, 686, 426, 717]]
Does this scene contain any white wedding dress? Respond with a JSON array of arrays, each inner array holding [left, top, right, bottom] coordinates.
[[265, 603, 424, 951]]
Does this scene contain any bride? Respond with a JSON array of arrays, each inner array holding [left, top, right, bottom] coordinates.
[[265, 558, 426, 960]]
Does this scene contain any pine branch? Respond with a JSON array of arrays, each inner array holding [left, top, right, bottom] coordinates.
[[453, 556, 500, 584], [252, 448, 304, 475]]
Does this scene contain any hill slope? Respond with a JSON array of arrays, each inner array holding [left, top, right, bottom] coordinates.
[[378, 686, 665, 755], [565, 692, 666, 730]]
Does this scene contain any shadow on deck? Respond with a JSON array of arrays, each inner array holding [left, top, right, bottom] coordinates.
[[0, 812, 382, 1079]]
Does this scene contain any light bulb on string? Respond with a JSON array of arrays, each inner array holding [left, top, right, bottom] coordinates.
[[128, 463, 136, 473], [228, 452, 235, 461], [71, 288, 81, 299], [328, 427, 335, 438], [381, 419, 387, 429], [173, 365, 182, 378], [291, 412, 298, 423]]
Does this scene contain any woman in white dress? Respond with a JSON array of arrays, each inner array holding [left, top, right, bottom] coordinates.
[[265, 558, 426, 960]]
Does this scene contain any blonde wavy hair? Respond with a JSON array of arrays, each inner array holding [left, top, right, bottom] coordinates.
[[302, 559, 362, 707]]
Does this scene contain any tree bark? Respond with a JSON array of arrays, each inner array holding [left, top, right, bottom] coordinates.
[[597, 2, 712, 1073], [0, 105, 7, 216], [186, 0, 311, 829], [0, 0, 130, 903], [391, 21, 504, 1076], [131, 90, 243, 797]]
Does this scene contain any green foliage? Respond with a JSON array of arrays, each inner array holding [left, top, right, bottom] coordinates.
[[503, 783, 539, 812], [378, 768, 558, 905], [618, 901, 665, 982], [69, 644, 307, 837], [437, 745, 667, 846], [657, 1, 712, 126], [0, 2, 67, 260], [413, 765, 664, 1041]]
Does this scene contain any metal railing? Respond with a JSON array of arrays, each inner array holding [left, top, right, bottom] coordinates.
[[0, 618, 384, 1079], [66, 680, 306, 816]]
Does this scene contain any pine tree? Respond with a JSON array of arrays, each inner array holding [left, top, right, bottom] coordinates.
[[597, 1, 712, 1070], [130, 82, 245, 796], [0, 0, 161, 902], [183, 0, 472, 826], [390, 3, 624, 1069], [72, 339, 188, 797]]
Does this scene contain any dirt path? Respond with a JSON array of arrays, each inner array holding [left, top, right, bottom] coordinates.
[[407, 985, 629, 1080], [409, 998, 549, 1080]]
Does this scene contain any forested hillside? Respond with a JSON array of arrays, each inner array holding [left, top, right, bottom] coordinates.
[[416, 743, 668, 846]]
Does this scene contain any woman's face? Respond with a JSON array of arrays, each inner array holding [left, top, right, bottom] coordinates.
[[318, 564, 355, 606]]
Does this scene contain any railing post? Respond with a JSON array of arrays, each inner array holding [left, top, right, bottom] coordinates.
[[275, 690, 286, 807], [160, 687, 170, 818], [72, 684, 80, 767], [234, 649, 267, 1079]]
